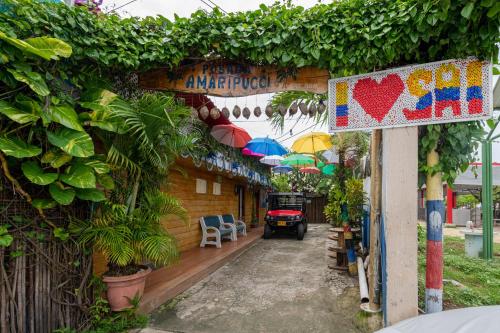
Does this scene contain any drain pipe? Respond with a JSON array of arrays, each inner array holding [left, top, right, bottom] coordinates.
[[357, 257, 369, 303]]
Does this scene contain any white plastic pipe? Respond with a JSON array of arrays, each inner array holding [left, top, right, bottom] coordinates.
[[357, 257, 369, 303]]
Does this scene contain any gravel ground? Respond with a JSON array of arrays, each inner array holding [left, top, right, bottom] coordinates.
[[144, 224, 371, 333]]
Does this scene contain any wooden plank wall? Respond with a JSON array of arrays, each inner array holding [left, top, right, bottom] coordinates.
[[305, 195, 327, 224], [93, 158, 266, 275]]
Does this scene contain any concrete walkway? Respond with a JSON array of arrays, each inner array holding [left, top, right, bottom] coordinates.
[[142, 224, 371, 333]]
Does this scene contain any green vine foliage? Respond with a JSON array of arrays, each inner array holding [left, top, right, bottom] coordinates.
[[3, 0, 498, 73], [2, 0, 499, 186], [418, 122, 484, 186], [0, 32, 124, 233]]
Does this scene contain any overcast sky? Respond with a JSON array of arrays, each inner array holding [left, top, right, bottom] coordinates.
[[104, 0, 500, 161]]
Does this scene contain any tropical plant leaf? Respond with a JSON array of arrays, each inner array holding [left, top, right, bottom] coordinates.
[[7, 68, 50, 96], [53, 227, 70, 241], [21, 161, 58, 185], [47, 105, 84, 131], [0, 225, 13, 247], [32, 199, 57, 209], [41, 150, 73, 168], [60, 164, 96, 189], [0, 137, 42, 158], [75, 188, 106, 202], [83, 159, 111, 174], [0, 32, 71, 60], [97, 173, 115, 190], [25, 37, 72, 59], [0, 100, 39, 124], [47, 128, 94, 157], [49, 183, 76, 205]]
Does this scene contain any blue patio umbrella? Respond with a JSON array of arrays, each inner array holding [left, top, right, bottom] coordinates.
[[244, 137, 287, 156], [272, 165, 293, 174]]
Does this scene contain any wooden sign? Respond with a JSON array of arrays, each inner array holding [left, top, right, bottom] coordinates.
[[328, 58, 492, 132], [139, 61, 329, 97]]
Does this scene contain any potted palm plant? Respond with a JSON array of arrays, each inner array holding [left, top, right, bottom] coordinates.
[[72, 93, 197, 310], [71, 191, 187, 311]]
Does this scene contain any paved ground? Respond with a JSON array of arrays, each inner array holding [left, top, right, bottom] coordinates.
[[143, 224, 373, 333], [443, 225, 500, 243]]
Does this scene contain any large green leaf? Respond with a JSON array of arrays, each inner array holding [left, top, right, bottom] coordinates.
[[25, 37, 72, 59], [60, 164, 96, 189], [32, 199, 57, 209], [41, 150, 73, 168], [0, 137, 42, 158], [0, 101, 39, 124], [83, 159, 111, 174], [0, 225, 13, 248], [7, 68, 50, 96], [97, 173, 115, 190], [21, 161, 58, 185], [47, 105, 84, 131], [49, 183, 75, 205], [47, 128, 94, 157], [0, 32, 71, 60], [75, 188, 106, 202], [80, 98, 128, 133]]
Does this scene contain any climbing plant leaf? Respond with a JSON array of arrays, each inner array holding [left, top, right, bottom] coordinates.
[[47, 105, 84, 131], [75, 188, 106, 202], [21, 161, 58, 185], [49, 183, 76, 205], [47, 128, 94, 157], [0, 101, 39, 124], [59, 163, 96, 189], [0, 137, 42, 158]]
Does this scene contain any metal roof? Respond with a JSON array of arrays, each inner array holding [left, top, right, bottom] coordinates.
[[453, 164, 500, 189]]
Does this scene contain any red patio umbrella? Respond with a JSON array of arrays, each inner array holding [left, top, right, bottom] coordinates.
[[210, 124, 251, 148], [299, 166, 321, 174]]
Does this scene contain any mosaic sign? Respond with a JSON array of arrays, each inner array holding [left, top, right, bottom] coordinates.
[[139, 61, 329, 97], [328, 58, 492, 132]]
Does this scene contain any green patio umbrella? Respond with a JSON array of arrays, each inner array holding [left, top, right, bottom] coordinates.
[[281, 154, 315, 167], [321, 164, 336, 175]]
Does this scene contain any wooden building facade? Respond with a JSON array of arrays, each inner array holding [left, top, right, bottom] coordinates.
[[94, 155, 270, 275]]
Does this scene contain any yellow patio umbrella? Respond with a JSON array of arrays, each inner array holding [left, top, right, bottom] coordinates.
[[291, 132, 333, 154]]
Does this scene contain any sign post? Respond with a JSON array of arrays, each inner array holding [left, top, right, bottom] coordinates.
[[328, 58, 492, 322]]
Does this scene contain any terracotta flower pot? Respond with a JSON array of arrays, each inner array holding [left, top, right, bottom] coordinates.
[[102, 266, 151, 311]]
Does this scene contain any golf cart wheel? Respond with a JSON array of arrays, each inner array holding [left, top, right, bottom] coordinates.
[[297, 223, 305, 240], [264, 224, 272, 239]]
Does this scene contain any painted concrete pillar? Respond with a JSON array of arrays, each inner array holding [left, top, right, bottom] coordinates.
[[446, 186, 454, 224], [381, 127, 418, 324], [425, 148, 444, 313]]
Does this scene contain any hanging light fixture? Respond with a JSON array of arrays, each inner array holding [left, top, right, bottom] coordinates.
[[299, 102, 308, 115], [221, 106, 230, 118], [242, 107, 251, 119], [199, 105, 209, 119], [265, 104, 273, 118], [278, 104, 287, 116], [232, 105, 241, 118], [253, 106, 262, 117], [289, 102, 298, 116], [308, 103, 317, 117], [210, 107, 221, 119], [318, 100, 327, 114]]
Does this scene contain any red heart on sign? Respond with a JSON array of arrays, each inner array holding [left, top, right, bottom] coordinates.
[[353, 74, 404, 123]]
